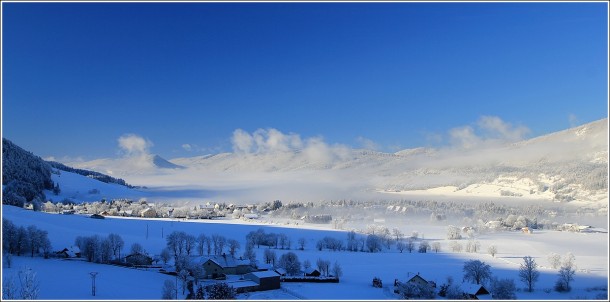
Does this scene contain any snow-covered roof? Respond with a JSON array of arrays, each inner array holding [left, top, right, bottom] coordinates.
[[274, 268, 287, 275], [304, 268, 320, 274], [204, 255, 251, 268], [461, 283, 488, 295], [249, 270, 280, 278]]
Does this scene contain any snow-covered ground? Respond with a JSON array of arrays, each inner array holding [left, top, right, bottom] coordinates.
[[2, 205, 607, 300]]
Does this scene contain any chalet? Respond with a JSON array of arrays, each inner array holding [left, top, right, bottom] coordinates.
[[201, 255, 253, 278], [245, 271, 281, 291], [461, 283, 490, 300], [23, 203, 34, 210], [304, 268, 321, 277], [62, 209, 75, 215], [394, 273, 435, 293], [141, 208, 157, 218], [100, 211, 111, 216], [124, 252, 153, 266], [56, 246, 81, 258]]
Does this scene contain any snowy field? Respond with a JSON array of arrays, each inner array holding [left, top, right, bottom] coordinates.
[[2, 205, 607, 300]]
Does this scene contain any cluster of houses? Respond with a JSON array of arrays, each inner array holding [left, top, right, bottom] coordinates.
[[393, 273, 490, 300]]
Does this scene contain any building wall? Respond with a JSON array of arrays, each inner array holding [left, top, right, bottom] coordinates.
[[203, 260, 224, 278], [258, 276, 280, 290]]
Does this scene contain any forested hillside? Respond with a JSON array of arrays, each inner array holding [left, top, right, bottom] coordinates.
[[2, 138, 54, 207], [2, 138, 136, 208]]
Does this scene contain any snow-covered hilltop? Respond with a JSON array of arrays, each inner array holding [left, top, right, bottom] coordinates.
[[66, 119, 608, 204]]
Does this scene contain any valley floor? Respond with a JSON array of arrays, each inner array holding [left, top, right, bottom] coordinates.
[[2, 205, 608, 300]]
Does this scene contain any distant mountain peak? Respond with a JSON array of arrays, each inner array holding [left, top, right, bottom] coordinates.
[[151, 154, 185, 169]]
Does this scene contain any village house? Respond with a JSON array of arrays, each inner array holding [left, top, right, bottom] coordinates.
[[460, 283, 490, 300], [56, 246, 81, 258], [201, 255, 254, 279], [393, 273, 435, 294], [124, 252, 153, 266], [141, 207, 157, 218]]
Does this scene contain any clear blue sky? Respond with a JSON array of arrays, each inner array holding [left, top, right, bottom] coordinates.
[[2, 2, 608, 160]]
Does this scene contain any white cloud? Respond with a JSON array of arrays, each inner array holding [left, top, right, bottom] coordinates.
[[231, 129, 255, 154], [230, 128, 350, 164], [477, 115, 529, 142], [449, 116, 530, 149], [449, 126, 481, 149], [182, 144, 193, 151], [118, 134, 152, 156]]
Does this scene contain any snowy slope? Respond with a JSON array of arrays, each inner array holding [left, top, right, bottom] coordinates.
[[44, 170, 149, 203], [2, 205, 607, 300]]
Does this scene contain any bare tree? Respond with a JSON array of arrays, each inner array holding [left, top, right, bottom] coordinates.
[[519, 256, 539, 292], [196, 234, 207, 256], [184, 234, 196, 256], [130, 242, 145, 255], [396, 241, 405, 253], [450, 241, 463, 253], [107, 233, 124, 260], [278, 252, 301, 276], [2, 275, 17, 300], [160, 248, 171, 265], [418, 241, 430, 253], [463, 260, 492, 285], [392, 228, 404, 242], [298, 237, 306, 250], [547, 252, 561, 269], [228, 239, 240, 257], [161, 279, 177, 299], [406, 239, 415, 253], [447, 225, 462, 240], [332, 261, 343, 278], [488, 245, 498, 257], [431, 242, 441, 253], [264, 249, 277, 265], [303, 259, 311, 270], [178, 269, 189, 294], [555, 261, 576, 292], [18, 266, 39, 299]]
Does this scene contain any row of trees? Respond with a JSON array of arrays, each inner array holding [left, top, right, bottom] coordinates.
[[2, 138, 54, 208], [74, 233, 125, 264], [2, 219, 52, 260]]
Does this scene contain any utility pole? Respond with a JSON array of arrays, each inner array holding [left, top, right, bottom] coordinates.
[[162, 227, 164, 238], [89, 272, 98, 296], [146, 223, 149, 240]]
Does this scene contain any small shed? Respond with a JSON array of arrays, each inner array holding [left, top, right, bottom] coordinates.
[[245, 271, 280, 291], [304, 268, 321, 277]]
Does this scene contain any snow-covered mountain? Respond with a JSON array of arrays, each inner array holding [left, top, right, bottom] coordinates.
[[68, 118, 608, 204]]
